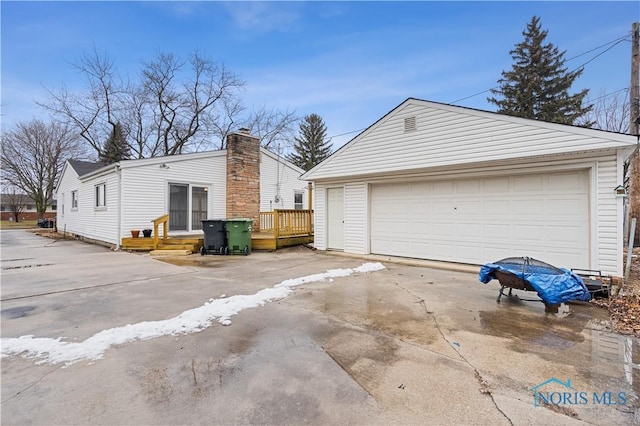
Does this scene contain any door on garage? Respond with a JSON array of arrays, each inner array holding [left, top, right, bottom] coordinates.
[[370, 170, 590, 268], [327, 187, 344, 250]]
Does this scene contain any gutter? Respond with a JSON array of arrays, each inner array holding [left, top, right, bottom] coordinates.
[[115, 164, 122, 250]]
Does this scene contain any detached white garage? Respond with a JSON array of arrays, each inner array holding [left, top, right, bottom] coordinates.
[[303, 98, 637, 277]]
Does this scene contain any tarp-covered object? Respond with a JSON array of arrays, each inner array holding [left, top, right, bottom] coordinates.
[[479, 258, 591, 305]]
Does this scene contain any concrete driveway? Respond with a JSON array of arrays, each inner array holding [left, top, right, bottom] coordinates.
[[1, 229, 638, 425]]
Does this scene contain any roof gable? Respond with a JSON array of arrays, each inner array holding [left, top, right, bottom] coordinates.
[[303, 98, 637, 180], [68, 160, 108, 177]]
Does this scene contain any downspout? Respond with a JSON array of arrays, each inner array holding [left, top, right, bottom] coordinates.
[[115, 164, 122, 250]]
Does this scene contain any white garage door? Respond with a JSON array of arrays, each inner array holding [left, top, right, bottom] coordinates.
[[370, 170, 590, 268]]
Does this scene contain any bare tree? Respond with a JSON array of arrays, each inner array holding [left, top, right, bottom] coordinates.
[[41, 49, 246, 157], [41, 49, 298, 156], [1, 120, 86, 219], [586, 90, 630, 133], [2, 187, 27, 222], [244, 105, 299, 151]]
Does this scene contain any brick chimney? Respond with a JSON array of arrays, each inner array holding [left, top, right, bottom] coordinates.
[[226, 128, 261, 231]]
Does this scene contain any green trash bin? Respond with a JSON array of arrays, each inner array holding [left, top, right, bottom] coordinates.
[[226, 218, 253, 255]]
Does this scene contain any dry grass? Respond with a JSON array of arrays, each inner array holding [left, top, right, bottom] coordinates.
[[599, 247, 640, 337], [0, 220, 38, 229]]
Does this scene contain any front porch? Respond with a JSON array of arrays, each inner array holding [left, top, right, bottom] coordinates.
[[120, 210, 314, 253]]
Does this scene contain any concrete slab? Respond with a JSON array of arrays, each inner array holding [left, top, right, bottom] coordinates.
[[1, 230, 638, 425]]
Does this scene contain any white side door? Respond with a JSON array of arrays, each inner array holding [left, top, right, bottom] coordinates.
[[327, 187, 344, 250]]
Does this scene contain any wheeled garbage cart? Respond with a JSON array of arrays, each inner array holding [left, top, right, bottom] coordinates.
[[226, 218, 253, 255], [200, 219, 228, 255]]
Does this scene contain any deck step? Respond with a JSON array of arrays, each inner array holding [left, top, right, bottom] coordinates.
[[158, 244, 199, 251], [150, 249, 192, 256]]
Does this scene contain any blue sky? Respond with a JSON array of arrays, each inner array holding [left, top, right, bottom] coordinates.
[[2, 1, 638, 150]]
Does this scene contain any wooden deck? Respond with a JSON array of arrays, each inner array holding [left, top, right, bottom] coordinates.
[[121, 210, 314, 253], [251, 232, 314, 251]]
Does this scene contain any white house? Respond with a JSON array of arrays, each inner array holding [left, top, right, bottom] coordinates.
[[57, 130, 308, 247], [301, 98, 637, 277]]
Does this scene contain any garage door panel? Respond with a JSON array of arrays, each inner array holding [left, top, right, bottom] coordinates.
[[513, 224, 545, 241], [514, 175, 544, 191], [457, 223, 481, 238], [483, 224, 511, 239], [547, 225, 588, 245], [484, 177, 510, 192], [482, 200, 511, 215], [370, 171, 589, 267], [549, 171, 585, 190], [458, 180, 481, 193]]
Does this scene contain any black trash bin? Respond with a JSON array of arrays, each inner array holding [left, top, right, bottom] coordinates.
[[200, 219, 228, 255]]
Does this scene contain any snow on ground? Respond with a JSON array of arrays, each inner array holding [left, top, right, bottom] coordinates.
[[1, 262, 385, 366]]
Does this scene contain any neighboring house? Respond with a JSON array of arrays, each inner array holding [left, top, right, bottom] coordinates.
[[56, 130, 308, 247], [0, 193, 56, 221], [302, 98, 637, 277]]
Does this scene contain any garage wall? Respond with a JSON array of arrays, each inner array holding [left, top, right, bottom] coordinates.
[[313, 185, 327, 250], [596, 155, 620, 274], [313, 152, 625, 276], [345, 183, 367, 254]]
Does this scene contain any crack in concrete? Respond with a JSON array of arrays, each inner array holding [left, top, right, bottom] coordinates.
[[0, 365, 61, 404], [391, 279, 515, 426], [0, 271, 195, 301]]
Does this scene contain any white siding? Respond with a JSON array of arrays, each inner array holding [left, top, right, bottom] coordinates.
[[121, 155, 227, 236], [55, 164, 80, 235], [596, 154, 620, 275], [344, 183, 367, 254], [259, 149, 308, 211], [76, 169, 120, 244], [313, 183, 327, 250], [304, 99, 637, 181]]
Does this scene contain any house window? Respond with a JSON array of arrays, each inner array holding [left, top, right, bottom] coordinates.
[[51, 204, 57, 211], [169, 183, 209, 231], [71, 191, 78, 210], [95, 183, 106, 208], [294, 192, 304, 210]]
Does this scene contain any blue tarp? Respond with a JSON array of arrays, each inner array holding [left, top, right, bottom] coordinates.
[[479, 263, 591, 305]]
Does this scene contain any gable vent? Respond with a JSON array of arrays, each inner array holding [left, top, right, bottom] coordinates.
[[404, 116, 416, 132]]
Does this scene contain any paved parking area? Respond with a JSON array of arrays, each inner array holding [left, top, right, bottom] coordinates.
[[1, 229, 638, 425]]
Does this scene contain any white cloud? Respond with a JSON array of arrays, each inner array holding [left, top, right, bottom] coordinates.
[[223, 1, 304, 33]]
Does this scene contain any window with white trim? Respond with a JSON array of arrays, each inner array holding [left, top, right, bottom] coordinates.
[[71, 190, 78, 210], [294, 192, 303, 210], [95, 183, 106, 208]]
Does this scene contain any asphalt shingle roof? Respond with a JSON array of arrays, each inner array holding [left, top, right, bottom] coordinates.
[[67, 160, 108, 177]]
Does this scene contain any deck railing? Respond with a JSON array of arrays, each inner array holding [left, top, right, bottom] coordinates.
[[259, 209, 313, 238], [152, 214, 169, 249]]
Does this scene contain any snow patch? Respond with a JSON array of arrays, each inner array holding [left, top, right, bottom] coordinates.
[[1, 262, 385, 366]]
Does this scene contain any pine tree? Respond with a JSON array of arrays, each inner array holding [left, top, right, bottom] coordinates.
[[488, 16, 593, 127], [99, 123, 131, 163], [287, 114, 332, 171]]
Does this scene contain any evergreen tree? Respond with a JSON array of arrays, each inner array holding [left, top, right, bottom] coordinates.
[[99, 123, 131, 163], [287, 114, 332, 171], [488, 16, 593, 127]]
